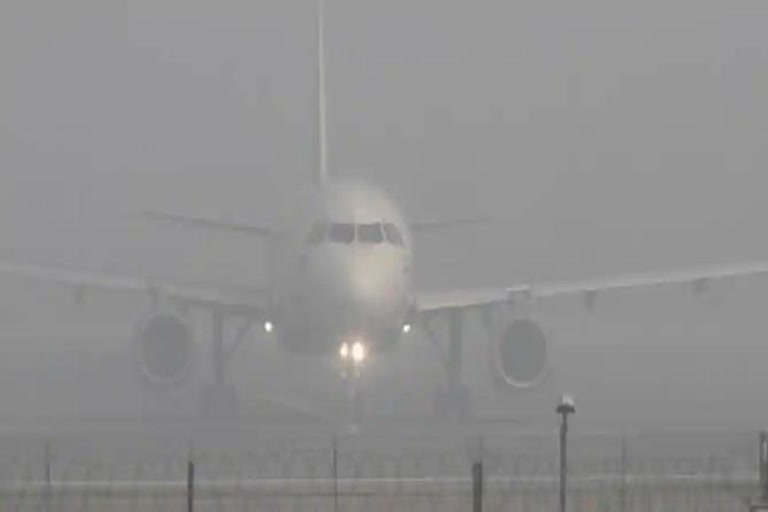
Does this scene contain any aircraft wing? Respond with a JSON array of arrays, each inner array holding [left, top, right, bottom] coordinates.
[[415, 261, 768, 313], [143, 211, 281, 239], [0, 260, 268, 318], [415, 287, 523, 313], [410, 216, 488, 234]]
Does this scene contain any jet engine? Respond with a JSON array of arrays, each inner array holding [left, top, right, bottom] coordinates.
[[133, 313, 196, 387], [493, 318, 548, 388]]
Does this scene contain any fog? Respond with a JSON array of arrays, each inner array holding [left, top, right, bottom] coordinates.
[[1, 0, 768, 436]]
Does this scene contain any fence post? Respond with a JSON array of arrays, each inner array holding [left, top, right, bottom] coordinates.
[[332, 435, 339, 512], [760, 431, 768, 503], [43, 441, 52, 512], [187, 448, 195, 512], [472, 459, 483, 512], [620, 435, 628, 512]]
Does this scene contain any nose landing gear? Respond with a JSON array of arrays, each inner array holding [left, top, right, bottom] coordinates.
[[338, 341, 368, 430]]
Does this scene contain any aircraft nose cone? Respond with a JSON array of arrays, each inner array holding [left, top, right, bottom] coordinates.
[[338, 254, 408, 328], [351, 266, 387, 301], [304, 249, 407, 334], [348, 264, 399, 313]]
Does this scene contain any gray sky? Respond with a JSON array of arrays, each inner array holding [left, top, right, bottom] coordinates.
[[1, 0, 767, 290]]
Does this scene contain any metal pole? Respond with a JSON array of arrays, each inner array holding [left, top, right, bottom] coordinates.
[[557, 396, 575, 512], [44, 441, 52, 512], [620, 434, 628, 512], [44, 441, 51, 486], [187, 451, 195, 512], [332, 435, 339, 512], [559, 413, 568, 512], [760, 431, 768, 502], [472, 460, 483, 512]]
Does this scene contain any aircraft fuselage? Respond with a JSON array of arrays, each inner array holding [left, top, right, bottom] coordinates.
[[268, 178, 413, 357]]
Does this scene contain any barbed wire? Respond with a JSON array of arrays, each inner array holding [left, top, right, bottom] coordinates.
[[0, 431, 761, 511]]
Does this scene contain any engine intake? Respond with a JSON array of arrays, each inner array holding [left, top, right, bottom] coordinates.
[[134, 313, 195, 387], [495, 318, 548, 388]]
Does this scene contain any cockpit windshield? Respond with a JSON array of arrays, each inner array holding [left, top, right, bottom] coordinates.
[[327, 223, 356, 244], [383, 223, 404, 246], [306, 221, 404, 246], [357, 223, 384, 244]]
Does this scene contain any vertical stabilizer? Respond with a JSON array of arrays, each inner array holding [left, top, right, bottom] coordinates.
[[315, 0, 329, 186]]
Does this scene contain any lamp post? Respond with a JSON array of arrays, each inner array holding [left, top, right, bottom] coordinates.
[[557, 394, 576, 512]]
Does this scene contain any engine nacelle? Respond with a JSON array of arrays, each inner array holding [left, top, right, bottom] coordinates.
[[133, 313, 196, 388], [493, 318, 548, 388]]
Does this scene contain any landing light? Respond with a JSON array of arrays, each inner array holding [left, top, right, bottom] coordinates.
[[339, 340, 367, 365], [264, 321, 274, 334], [402, 323, 412, 334], [351, 341, 366, 363]]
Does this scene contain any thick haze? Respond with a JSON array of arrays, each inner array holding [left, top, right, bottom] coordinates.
[[1, 0, 767, 290]]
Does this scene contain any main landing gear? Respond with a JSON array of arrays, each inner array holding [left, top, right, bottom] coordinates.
[[198, 311, 252, 418], [424, 310, 472, 420]]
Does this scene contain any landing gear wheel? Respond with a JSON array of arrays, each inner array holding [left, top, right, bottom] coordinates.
[[433, 384, 472, 420], [199, 383, 239, 418]]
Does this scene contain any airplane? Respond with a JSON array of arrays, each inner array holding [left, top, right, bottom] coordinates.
[[2, 0, 768, 420]]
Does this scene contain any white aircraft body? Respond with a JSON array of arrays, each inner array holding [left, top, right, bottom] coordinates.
[[272, 180, 412, 358], [3, 0, 768, 421]]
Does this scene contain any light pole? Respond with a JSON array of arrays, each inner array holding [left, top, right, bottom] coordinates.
[[557, 394, 576, 512]]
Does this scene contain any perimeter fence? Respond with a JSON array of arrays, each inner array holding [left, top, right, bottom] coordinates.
[[0, 429, 762, 511]]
